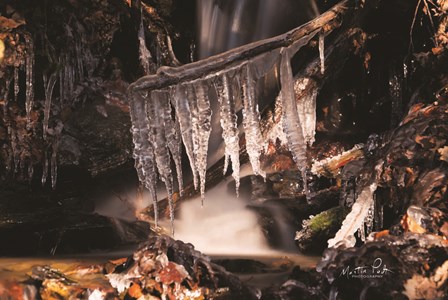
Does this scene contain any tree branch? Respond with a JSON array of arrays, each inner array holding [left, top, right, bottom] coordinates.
[[129, 0, 351, 92]]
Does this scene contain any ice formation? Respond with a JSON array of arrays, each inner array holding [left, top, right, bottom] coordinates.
[[129, 26, 324, 231], [3, 21, 97, 188], [241, 65, 266, 179], [328, 182, 378, 248], [214, 74, 240, 193], [319, 33, 325, 74]]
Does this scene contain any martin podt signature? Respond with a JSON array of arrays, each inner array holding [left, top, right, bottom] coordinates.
[[340, 258, 394, 279]]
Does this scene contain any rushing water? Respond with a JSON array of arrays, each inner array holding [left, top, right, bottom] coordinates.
[[196, 0, 317, 59]]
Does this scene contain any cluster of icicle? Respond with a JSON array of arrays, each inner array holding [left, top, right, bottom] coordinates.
[[41, 23, 95, 189], [130, 29, 323, 233], [2, 34, 35, 181], [3, 24, 94, 189]]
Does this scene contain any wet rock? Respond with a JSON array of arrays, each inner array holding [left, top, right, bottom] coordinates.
[[295, 206, 350, 254], [316, 233, 448, 299], [401, 205, 448, 237], [246, 185, 340, 250]]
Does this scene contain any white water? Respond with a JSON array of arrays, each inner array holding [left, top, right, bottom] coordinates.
[[173, 164, 277, 255]]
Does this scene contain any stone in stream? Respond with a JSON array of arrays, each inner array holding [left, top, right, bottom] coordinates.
[[226, 172, 340, 251], [295, 206, 350, 254]]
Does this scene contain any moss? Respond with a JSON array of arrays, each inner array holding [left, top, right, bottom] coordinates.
[[308, 206, 349, 233]]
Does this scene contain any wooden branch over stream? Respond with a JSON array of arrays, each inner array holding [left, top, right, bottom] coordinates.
[[129, 0, 351, 92]]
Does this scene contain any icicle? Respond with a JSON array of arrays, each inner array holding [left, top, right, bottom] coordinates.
[[138, 8, 154, 75], [147, 90, 175, 234], [13, 67, 19, 102], [279, 48, 308, 195], [365, 200, 374, 236], [241, 65, 266, 178], [173, 85, 199, 191], [328, 182, 378, 248], [25, 35, 35, 118], [214, 74, 240, 194], [358, 225, 366, 242], [377, 203, 384, 230], [187, 85, 201, 192], [51, 143, 58, 189], [294, 78, 318, 145], [164, 91, 184, 196], [10, 130, 19, 173], [42, 152, 49, 186], [50, 121, 63, 190], [319, 33, 325, 74], [59, 60, 70, 106], [43, 73, 58, 140], [129, 89, 159, 227], [28, 163, 34, 183], [193, 82, 212, 204], [74, 39, 84, 82]]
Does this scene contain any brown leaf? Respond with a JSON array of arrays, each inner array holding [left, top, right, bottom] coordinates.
[[128, 283, 143, 298], [0, 16, 25, 31]]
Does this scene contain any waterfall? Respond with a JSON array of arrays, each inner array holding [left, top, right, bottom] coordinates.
[[196, 0, 316, 59]]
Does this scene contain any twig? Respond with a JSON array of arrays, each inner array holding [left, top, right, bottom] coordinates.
[[409, 0, 423, 52], [423, 0, 439, 47]]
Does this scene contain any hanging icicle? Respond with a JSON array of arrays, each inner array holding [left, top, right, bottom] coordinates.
[[129, 89, 159, 227], [294, 78, 318, 145], [43, 73, 58, 140], [193, 81, 212, 204], [138, 6, 155, 74], [319, 32, 325, 74], [173, 85, 198, 191], [25, 35, 35, 119], [165, 91, 184, 196], [241, 64, 266, 178], [13, 67, 19, 102], [147, 90, 175, 234], [279, 47, 308, 196], [215, 74, 240, 194]]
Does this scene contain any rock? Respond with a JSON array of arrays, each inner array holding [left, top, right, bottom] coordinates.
[[231, 171, 340, 250], [316, 233, 448, 299], [295, 206, 350, 254], [401, 205, 447, 236]]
